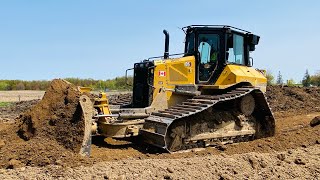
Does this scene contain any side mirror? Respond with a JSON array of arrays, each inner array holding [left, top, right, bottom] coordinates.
[[248, 57, 254, 67], [247, 34, 260, 51]]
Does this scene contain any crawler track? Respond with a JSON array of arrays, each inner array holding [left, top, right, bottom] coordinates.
[[108, 93, 132, 106], [141, 87, 275, 152]]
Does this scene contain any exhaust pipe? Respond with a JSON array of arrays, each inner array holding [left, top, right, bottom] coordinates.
[[163, 30, 169, 59]]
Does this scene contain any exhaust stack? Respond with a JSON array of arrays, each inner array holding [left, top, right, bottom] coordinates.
[[163, 30, 169, 59]]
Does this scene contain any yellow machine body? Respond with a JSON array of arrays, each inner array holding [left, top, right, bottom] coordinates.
[[212, 64, 267, 92], [86, 26, 275, 152], [151, 56, 267, 107], [92, 56, 268, 139]]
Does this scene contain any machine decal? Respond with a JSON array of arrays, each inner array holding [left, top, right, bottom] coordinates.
[[159, 71, 166, 77], [184, 62, 191, 67], [154, 60, 164, 65]]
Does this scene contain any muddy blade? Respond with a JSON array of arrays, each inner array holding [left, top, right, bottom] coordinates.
[[79, 95, 94, 157]]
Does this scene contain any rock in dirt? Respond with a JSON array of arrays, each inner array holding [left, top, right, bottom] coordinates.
[[260, 160, 268, 168], [277, 153, 286, 161], [216, 144, 227, 151], [167, 167, 174, 173], [0, 140, 5, 148], [294, 158, 306, 165], [115, 175, 126, 180], [7, 159, 23, 169], [301, 144, 308, 148], [55, 160, 63, 166], [164, 174, 173, 180], [310, 116, 320, 127], [248, 157, 258, 169], [219, 174, 232, 180]]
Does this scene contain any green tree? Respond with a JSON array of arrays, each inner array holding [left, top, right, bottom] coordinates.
[[16, 82, 25, 90], [0, 81, 9, 90], [276, 71, 283, 85], [287, 79, 295, 86], [0, 76, 134, 91], [266, 71, 275, 85], [302, 69, 311, 87], [310, 72, 320, 86]]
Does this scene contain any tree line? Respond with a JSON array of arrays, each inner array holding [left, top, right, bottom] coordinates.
[[1, 69, 319, 91], [0, 76, 133, 91], [266, 70, 320, 87]]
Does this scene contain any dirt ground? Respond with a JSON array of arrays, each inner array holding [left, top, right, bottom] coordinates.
[[0, 100, 39, 123], [0, 84, 319, 179], [0, 144, 319, 180]]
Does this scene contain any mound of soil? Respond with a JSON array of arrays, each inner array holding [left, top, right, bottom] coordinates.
[[17, 79, 84, 150], [266, 86, 320, 116], [0, 79, 90, 168]]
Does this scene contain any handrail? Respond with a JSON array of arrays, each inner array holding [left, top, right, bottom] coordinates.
[[182, 25, 251, 34], [147, 52, 187, 61], [125, 68, 134, 86]]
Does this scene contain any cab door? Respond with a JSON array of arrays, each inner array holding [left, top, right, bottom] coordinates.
[[197, 33, 220, 83]]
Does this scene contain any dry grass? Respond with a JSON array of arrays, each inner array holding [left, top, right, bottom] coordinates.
[[0, 91, 45, 102], [0, 90, 130, 102]]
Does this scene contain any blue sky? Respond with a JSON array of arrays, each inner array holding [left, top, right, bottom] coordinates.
[[0, 1, 319, 82]]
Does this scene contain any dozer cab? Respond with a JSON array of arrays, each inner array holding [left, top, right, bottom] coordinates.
[[79, 25, 275, 156]]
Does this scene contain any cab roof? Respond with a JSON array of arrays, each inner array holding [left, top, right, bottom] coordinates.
[[182, 25, 252, 35]]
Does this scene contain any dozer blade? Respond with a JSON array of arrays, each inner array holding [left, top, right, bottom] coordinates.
[[79, 95, 94, 156]]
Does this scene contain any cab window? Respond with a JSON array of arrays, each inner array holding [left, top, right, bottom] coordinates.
[[198, 34, 219, 63], [227, 34, 245, 65], [197, 34, 220, 81], [185, 33, 195, 54]]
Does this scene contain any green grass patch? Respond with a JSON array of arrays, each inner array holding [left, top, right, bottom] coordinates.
[[0, 102, 12, 107]]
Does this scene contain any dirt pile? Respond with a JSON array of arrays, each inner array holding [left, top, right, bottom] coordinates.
[[0, 79, 90, 168], [266, 86, 320, 116], [17, 79, 85, 150]]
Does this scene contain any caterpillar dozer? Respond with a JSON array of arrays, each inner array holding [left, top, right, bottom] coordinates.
[[79, 25, 275, 156]]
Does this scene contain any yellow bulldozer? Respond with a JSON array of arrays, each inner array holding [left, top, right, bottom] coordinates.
[[79, 25, 275, 156]]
